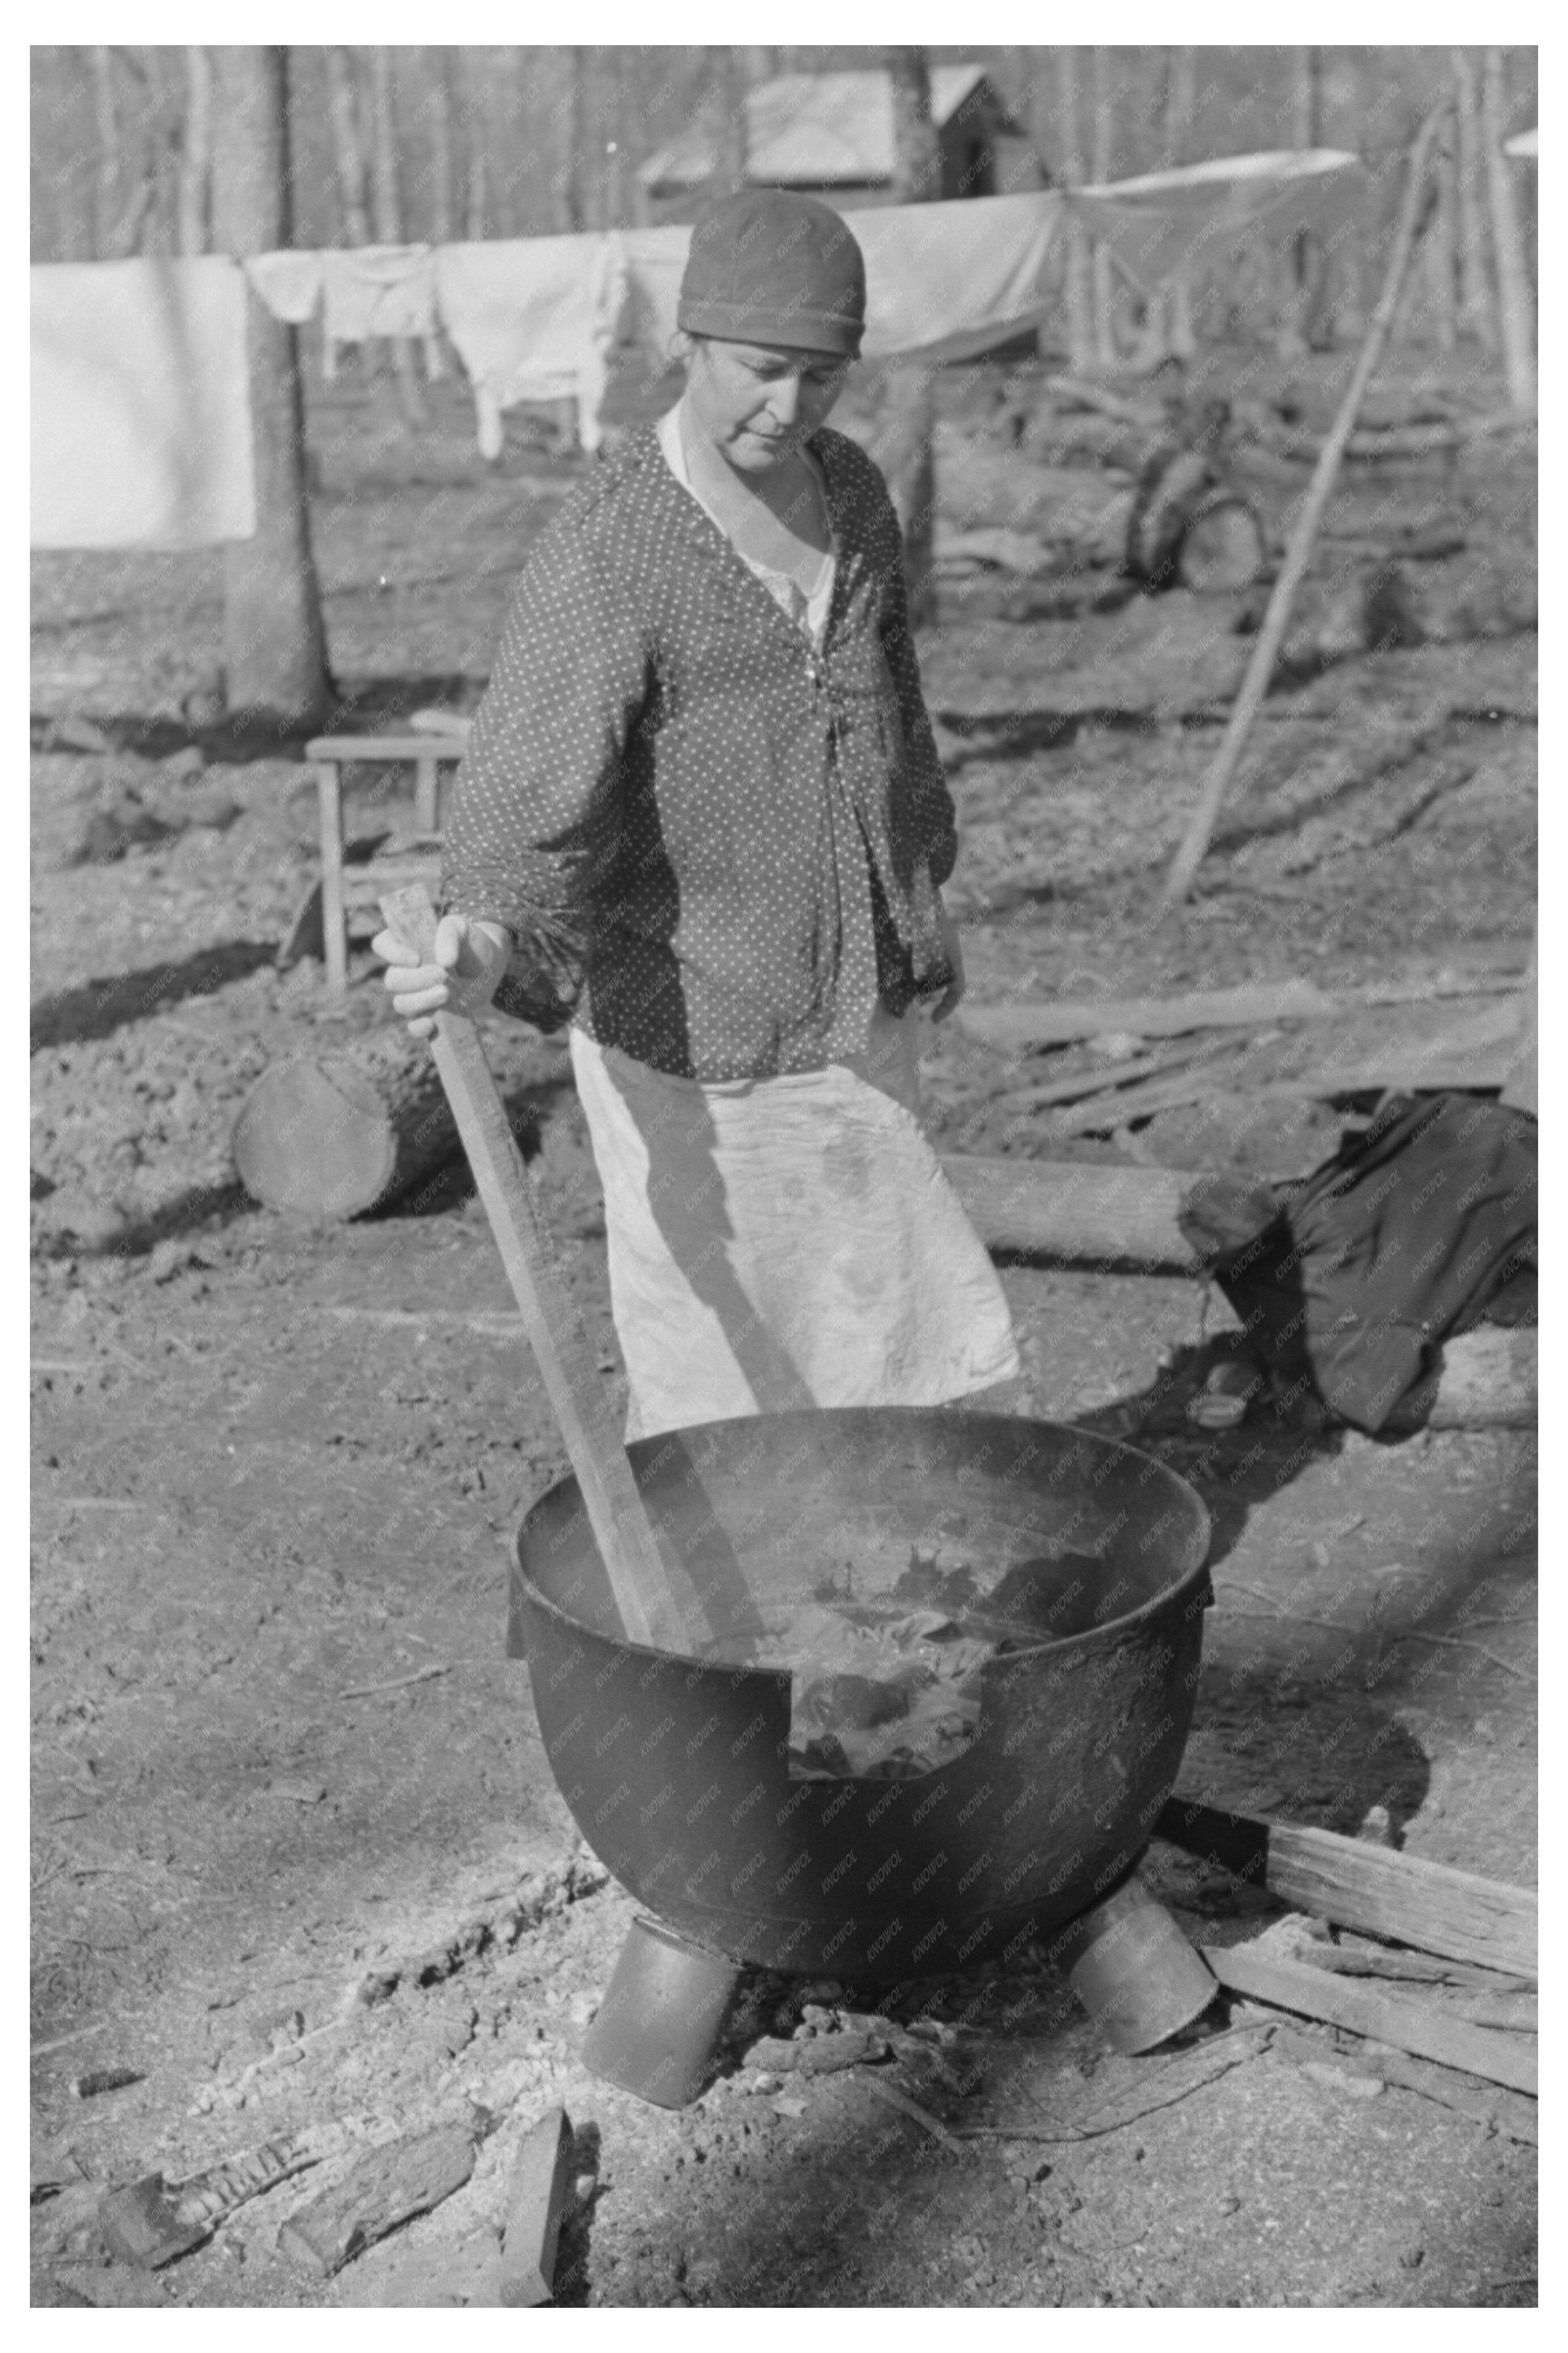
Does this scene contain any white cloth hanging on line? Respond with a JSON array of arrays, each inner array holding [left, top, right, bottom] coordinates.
[[31, 256, 255, 549], [433, 233, 627, 456]]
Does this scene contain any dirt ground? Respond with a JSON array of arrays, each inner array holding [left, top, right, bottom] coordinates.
[[31, 351, 1536, 2308]]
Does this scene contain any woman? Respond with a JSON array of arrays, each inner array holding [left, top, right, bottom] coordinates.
[[378, 189, 1018, 1441]]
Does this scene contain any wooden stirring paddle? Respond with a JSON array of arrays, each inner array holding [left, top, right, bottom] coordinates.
[[379, 885, 691, 1655]]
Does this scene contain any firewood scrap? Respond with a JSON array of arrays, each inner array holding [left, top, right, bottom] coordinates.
[[1000, 995, 1528, 1134], [1270, 2025, 1537, 2142], [955, 969, 1522, 1055], [98, 2177, 211, 2269], [278, 2122, 476, 2276], [1204, 1944, 1536, 2095], [1261, 408, 1533, 462], [498, 2106, 574, 2310], [1351, 2044, 1537, 2144], [1158, 1798, 1536, 1978], [1290, 1943, 1534, 1995], [985, 1034, 1227, 1124]]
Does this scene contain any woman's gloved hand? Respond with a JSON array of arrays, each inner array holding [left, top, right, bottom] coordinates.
[[371, 912, 512, 1040]]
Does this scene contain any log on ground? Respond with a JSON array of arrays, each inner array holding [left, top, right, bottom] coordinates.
[[234, 1028, 542, 1219], [940, 1155, 1198, 1270]]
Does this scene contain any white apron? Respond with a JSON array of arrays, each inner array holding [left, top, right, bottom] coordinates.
[[568, 402, 1020, 1441]]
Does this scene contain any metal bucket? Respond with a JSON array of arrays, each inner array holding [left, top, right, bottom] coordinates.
[[509, 1409, 1211, 1988]]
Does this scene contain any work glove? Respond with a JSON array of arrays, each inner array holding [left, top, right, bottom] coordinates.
[[372, 912, 512, 1040]]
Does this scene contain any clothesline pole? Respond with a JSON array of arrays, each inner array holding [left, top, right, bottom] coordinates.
[[1157, 97, 1453, 917]]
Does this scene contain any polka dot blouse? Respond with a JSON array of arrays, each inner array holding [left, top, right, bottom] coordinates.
[[441, 422, 958, 1083]]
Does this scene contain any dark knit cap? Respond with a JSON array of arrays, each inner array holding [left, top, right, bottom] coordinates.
[[677, 189, 866, 358]]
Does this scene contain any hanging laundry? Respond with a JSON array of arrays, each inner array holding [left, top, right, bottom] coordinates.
[[319, 243, 437, 346], [243, 248, 324, 326], [614, 198, 1068, 376], [31, 256, 254, 549], [318, 244, 440, 382], [853, 191, 1068, 363], [433, 234, 628, 458], [1065, 151, 1378, 300]]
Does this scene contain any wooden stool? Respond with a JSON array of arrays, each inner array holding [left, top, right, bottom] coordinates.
[[303, 733, 469, 993]]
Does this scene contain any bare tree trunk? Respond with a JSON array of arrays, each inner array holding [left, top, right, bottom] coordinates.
[[1160, 47, 1197, 362], [881, 47, 940, 629], [488, 49, 524, 239], [551, 49, 584, 233], [603, 51, 627, 229], [91, 46, 118, 258], [1056, 49, 1096, 372], [325, 46, 373, 245], [1090, 48, 1117, 367], [212, 46, 334, 726], [177, 45, 212, 256], [419, 49, 452, 378], [1480, 48, 1535, 408], [716, 46, 746, 195], [1428, 112, 1459, 353], [369, 45, 426, 424], [1451, 48, 1496, 354], [101, 51, 162, 261], [1276, 45, 1322, 358], [459, 49, 488, 241], [426, 49, 455, 243]]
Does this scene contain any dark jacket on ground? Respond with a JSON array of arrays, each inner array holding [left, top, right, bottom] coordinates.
[[1180, 1094, 1537, 1432]]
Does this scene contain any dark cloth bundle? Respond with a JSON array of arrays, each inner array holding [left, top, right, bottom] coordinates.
[[1179, 1094, 1537, 1432]]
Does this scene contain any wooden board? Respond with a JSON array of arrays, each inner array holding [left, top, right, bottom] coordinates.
[[278, 2124, 475, 2275], [1159, 1798, 1536, 1979], [499, 2106, 574, 2308], [955, 972, 1523, 1057], [1204, 1945, 1536, 2095]]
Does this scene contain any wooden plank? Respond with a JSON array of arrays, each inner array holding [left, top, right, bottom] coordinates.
[[278, 2123, 476, 2274], [955, 972, 1522, 1056], [1203, 1944, 1536, 2095], [940, 1155, 1198, 1270], [1158, 1798, 1536, 1979], [988, 996, 1527, 1134], [303, 733, 468, 761], [498, 2106, 574, 2309], [315, 760, 347, 996], [380, 885, 696, 1657]]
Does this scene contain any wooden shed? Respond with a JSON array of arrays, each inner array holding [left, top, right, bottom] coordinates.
[[636, 65, 1023, 223]]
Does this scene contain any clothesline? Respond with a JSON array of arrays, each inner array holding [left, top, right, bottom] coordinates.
[[35, 155, 1429, 550], [243, 193, 1075, 459]]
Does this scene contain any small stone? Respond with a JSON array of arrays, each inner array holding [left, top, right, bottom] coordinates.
[[771, 2097, 806, 2120], [1218, 2194, 1242, 2216]]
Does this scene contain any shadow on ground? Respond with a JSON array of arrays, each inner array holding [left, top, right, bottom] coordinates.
[[30, 943, 281, 1053]]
